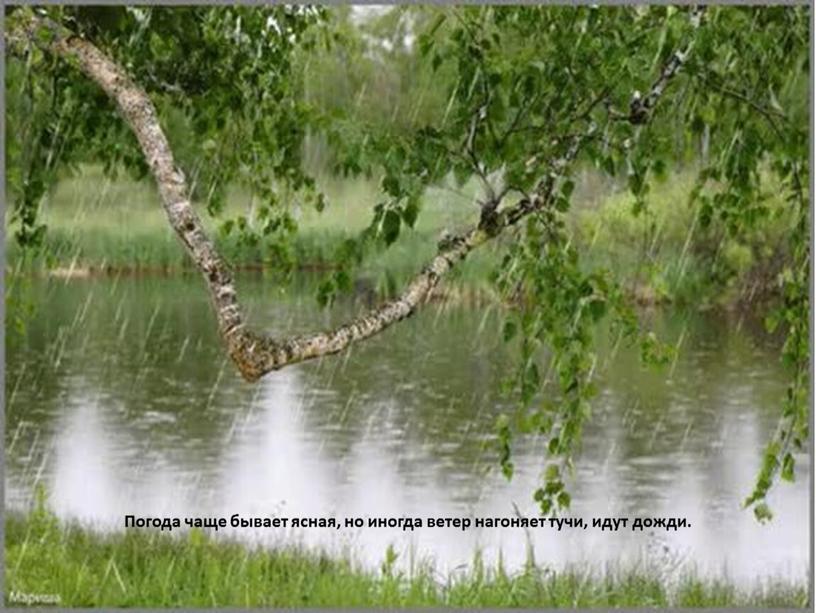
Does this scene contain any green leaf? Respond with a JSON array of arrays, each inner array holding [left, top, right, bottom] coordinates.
[[764, 310, 780, 333], [554, 196, 570, 212], [432, 52, 443, 72], [382, 175, 401, 197], [753, 502, 773, 523], [557, 491, 571, 509], [382, 209, 401, 246], [781, 452, 795, 482], [334, 269, 351, 293], [502, 319, 517, 342], [587, 298, 607, 322], [401, 197, 420, 228], [316, 280, 334, 308]]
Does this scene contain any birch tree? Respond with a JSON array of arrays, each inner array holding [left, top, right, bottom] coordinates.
[[7, 5, 808, 520]]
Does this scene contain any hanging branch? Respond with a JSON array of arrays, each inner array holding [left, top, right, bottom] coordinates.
[[8, 7, 705, 382]]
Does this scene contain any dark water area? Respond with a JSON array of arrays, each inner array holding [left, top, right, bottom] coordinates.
[[5, 273, 809, 584]]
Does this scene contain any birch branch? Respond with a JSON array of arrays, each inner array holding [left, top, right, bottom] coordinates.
[[8, 8, 703, 382]]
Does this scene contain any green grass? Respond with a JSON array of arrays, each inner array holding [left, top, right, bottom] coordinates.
[[6, 164, 795, 307], [6, 166, 484, 268], [6, 166, 496, 292], [5, 510, 808, 608]]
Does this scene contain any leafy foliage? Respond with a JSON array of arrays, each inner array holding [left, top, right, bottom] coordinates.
[[6, 5, 809, 520], [7, 5, 323, 262]]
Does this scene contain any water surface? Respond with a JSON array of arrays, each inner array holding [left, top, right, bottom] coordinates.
[[5, 274, 809, 584]]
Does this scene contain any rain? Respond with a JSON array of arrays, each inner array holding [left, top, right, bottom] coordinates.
[[5, 4, 809, 607]]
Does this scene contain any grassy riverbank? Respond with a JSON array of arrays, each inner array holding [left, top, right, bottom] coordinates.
[[6, 168, 486, 276], [5, 510, 807, 608], [6, 166, 794, 309]]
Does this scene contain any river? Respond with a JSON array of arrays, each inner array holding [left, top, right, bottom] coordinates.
[[5, 273, 809, 585]]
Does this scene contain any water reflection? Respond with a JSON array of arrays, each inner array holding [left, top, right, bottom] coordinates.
[[5, 275, 809, 585]]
